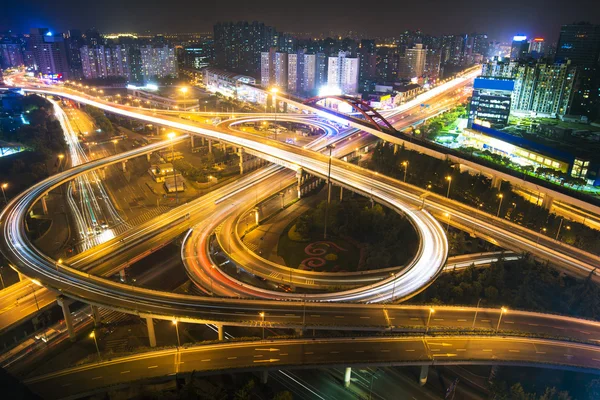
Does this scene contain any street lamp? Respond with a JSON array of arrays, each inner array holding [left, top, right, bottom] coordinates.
[[180, 87, 189, 110], [270, 87, 279, 113], [425, 308, 435, 333], [56, 258, 63, 272], [421, 184, 432, 209], [496, 194, 504, 218], [30, 280, 41, 312], [390, 272, 396, 302], [536, 227, 547, 246], [90, 331, 101, 361], [167, 132, 179, 205], [556, 217, 570, 240], [323, 144, 335, 240], [495, 307, 508, 333], [1, 183, 8, 204], [259, 312, 265, 339], [402, 161, 408, 182], [112, 139, 118, 153], [445, 176, 452, 198], [58, 154, 65, 171], [172, 320, 181, 350], [444, 212, 451, 232]]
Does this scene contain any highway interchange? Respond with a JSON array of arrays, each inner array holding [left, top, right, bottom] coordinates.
[[3, 73, 600, 396]]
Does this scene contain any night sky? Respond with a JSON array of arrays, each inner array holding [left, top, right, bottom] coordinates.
[[1, 0, 599, 42]]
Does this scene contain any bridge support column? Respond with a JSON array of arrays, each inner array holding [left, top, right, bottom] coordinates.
[[339, 187, 343, 202], [99, 168, 106, 180], [57, 297, 75, 341], [261, 370, 269, 384], [146, 317, 157, 347], [208, 139, 212, 154], [217, 324, 224, 341], [91, 305, 101, 327], [119, 269, 126, 281], [121, 161, 127, 173], [18, 272, 25, 282], [394, 144, 399, 154], [419, 365, 429, 386], [296, 169, 303, 199], [146, 153, 151, 162], [190, 135, 195, 148], [201, 137, 205, 146], [344, 367, 352, 388], [294, 328, 304, 336], [41, 195, 48, 215], [542, 195, 554, 210], [238, 148, 244, 175], [491, 175, 502, 190]]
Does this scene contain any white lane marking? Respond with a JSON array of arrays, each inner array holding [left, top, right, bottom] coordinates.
[[148, 365, 158, 369], [120, 370, 130, 374]]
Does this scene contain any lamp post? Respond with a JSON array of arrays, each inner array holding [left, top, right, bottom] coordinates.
[[495, 307, 508, 333], [421, 184, 432, 209], [472, 298, 482, 329], [58, 154, 65, 171], [445, 176, 452, 198], [390, 272, 396, 302], [323, 144, 335, 240], [270, 87, 278, 114], [90, 331, 101, 361], [172, 320, 181, 350], [444, 212, 451, 232], [167, 132, 179, 204], [180, 87, 189, 110], [425, 308, 435, 333], [536, 227, 547, 246], [496, 194, 504, 218], [259, 312, 265, 339], [402, 161, 408, 182], [1, 183, 7, 204], [56, 258, 63, 272], [112, 139, 118, 153], [556, 218, 570, 240]]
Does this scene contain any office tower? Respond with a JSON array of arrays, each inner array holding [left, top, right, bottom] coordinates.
[[183, 41, 214, 70], [510, 35, 530, 61], [287, 52, 299, 93], [469, 77, 514, 127], [65, 30, 84, 79], [359, 39, 377, 85], [316, 53, 328, 88], [327, 51, 359, 95], [424, 49, 442, 80], [260, 50, 272, 87], [555, 23, 600, 120], [555, 23, 600, 66], [29, 28, 70, 79], [529, 38, 546, 58]]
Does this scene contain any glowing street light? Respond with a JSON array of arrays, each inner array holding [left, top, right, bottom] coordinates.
[[90, 331, 101, 361], [270, 87, 279, 113], [167, 133, 179, 204], [496, 194, 504, 218], [425, 308, 435, 333], [495, 307, 508, 333], [180, 87, 189, 110], [1, 183, 7, 204], [401, 161, 408, 182], [172, 320, 181, 350], [259, 312, 266, 339], [445, 176, 452, 198]]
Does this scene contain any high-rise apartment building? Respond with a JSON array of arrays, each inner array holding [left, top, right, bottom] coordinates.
[[327, 51, 359, 95], [469, 77, 514, 127], [405, 44, 427, 78], [481, 59, 576, 116], [214, 21, 278, 77], [80, 45, 131, 79], [0, 41, 24, 69], [510, 35, 530, 61], [260, 48, 288, 90], [29, 28, 70, 79], [140, 45, 178, 80]]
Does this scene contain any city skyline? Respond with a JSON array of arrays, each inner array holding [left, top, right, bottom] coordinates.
[[1, 0, 599, 42]]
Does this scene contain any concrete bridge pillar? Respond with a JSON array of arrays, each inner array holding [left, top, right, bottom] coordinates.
[[296, 169, 303, 198], [121, 161, 127, 173], [99, 168, 106, 180], [208, 139, 212, 154], [91, 305, 101, 327], [146, 317, 157, 347], [491, 175, 502, 190], [261, 370, 269, 384], [218, 324, 224, 341], [419, 365, 429, 386], [238, 148, 244, 175], [394, 144, 399, 154], [344, 367, 352, 387], [542, 194, 554, 210], [201, 136, 205, 146], [146, 153, 151, 162], [119, 269, 126, 281], [339, 187, 344, 202], [57, 297, 75, 341], [41, 195, 48, 215], [190, 135, 195, 148]]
